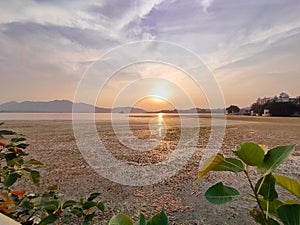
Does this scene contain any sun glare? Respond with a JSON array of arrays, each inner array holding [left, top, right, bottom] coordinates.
[[150, 84, 171, 101], [158, 112, 164, 118]]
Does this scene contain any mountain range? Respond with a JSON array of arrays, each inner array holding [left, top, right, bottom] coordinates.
[[0, 100, 146, 113]]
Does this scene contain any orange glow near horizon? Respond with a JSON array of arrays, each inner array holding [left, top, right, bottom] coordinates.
[[133, 97, 174, 112]]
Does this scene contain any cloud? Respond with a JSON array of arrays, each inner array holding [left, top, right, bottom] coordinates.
[[199, 0, 214, 13], [1, 0, 300, 106]]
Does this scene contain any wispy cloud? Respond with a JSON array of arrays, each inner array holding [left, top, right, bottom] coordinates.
[[198, 0, 214, 13]]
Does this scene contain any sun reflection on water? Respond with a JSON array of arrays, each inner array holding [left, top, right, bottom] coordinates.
[[157, 113, 164, 137]]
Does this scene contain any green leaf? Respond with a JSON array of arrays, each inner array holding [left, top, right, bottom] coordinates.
[[5, 152, 17, 166], [205, 182, 240, 204], [250, 208, 280, 225], [71, 207, 83, 217], [27, 159, 43, 165], [255, 174, 278, 201], [62, 200, 77, 209], [38, 214, 58, 225], [20, 201, 35, 210], [83, 212, 95, 225], [0, 130, 17, 136], [146, 210, 168, 225], [258, 145, 296, 175], [40, 200, 60, 212], [61, 215, 72, 224], [10, 156, 24, 166], [278, 204, 300, 225], [273, 174, 300, 198], [213, 158, 244, 172], [109, 214, 134, 225], [48, 184, 58, 191], [82, 201, 97, 210], [97, 202, 105, 212], [87, 192, 101, 201], [17, 143, 29, 149], [284, 200, 300, 204], [198, 153, 224, 179], [30, 170, 40, 187], [136, 213, 146, 225], [4, 173, 20, 187], [234, 142, 265, 166], [11, 137, 26, 143], [259, 198, 283, 217]]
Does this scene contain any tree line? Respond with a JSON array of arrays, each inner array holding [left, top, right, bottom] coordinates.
[[251, 99, 300, 116]]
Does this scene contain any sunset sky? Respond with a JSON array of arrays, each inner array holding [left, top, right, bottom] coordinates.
[[1, 0, 300, 109]]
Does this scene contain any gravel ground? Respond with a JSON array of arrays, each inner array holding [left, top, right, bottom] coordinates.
[[1, 115, 300, 225]]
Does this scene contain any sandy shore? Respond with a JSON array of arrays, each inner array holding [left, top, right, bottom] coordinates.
[[1, 115, 300, 224]]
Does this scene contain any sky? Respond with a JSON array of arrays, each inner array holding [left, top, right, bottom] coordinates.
[[0, 0, 300, 109]]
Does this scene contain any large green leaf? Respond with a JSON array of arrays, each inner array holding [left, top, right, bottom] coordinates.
[[273, 174, 300, 198], [4, 173, 20, 187], [277, 204, 300, 225], [38, 214, 58, 225], [255, 174, 278, 201], [234, 142, 265, 166], [250, 208, 280, 225], [259, 198, 283, 217], [198, 153, 224, 179], [146, 210, 168, 225], [109, 214, 133, 225], [205, 182, 240, 204], [258, 145, 295, 175], [213, 158, 244, 172]]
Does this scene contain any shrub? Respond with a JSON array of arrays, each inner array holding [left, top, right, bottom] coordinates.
[[0, 124, 104, 224], [198, 142, 300, 225]]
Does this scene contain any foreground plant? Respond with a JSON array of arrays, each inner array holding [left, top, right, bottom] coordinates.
[[198, 142, 300, 225], [109, 209, 168, 225], [0, 124, 104, 224]]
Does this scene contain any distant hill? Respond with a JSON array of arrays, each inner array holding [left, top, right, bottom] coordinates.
[[111, 107, 146, 114], [0, 100, 146, 113]]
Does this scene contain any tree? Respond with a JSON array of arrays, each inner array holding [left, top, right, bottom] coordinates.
[[251, 103, 264, 115], [226, 105, 240, 114]]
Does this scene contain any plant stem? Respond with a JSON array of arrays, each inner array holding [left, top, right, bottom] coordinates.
[[244, 165, 268, 225], [266, 200, 269, 220]]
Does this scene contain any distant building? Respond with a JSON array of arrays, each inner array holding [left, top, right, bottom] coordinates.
[[256, 92, 294, 104], [256, 97, 273, 104], [277, 92, 290, 102], [262, 109, 271, 117]]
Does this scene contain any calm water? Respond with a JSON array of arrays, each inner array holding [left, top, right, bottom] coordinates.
[[0, 113, 228, 128]]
